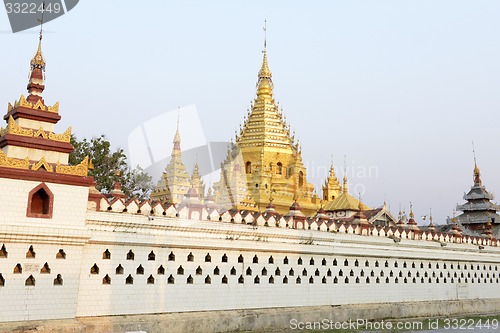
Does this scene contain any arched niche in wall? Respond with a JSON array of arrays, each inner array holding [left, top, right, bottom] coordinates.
[[26, 183, 54, 218]]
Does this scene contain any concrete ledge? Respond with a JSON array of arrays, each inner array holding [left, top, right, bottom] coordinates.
[[2, 299, 500, 333]]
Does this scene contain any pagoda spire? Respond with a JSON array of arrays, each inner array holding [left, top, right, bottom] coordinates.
[[259, 19, 272, 81], [473, 161, 482, 186], [258, 46, 272, 81], [407, 202, 418, 228], [172, 114, 181, 155], [342, 155, 348, 194], [428, 209, 436, 231], [151, 116, 191, 204], [322, 156, 341, 201], [472, 141, 482, 185], [328, 158, 335, 178], [191, 159, 206, 202], [256, 20, 273, 103], [27, 22, 46, 104]]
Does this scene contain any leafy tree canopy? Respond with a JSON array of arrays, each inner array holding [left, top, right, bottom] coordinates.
[[69, 134, 153, 201]]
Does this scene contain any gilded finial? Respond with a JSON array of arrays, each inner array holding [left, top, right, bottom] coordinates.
[[32, 1, 45, 71], [409, 202, 414, 218], [27, 3, 47, 102], [171, 109, 182, 154], [263, 19, 267, 50], [472, 141, 482, 185], [31, 40, 45, 70], [342, 155, 348, 194], [173, 113, 181, 145], [329, 155, 336, 176], [258, 20, 272, 80]]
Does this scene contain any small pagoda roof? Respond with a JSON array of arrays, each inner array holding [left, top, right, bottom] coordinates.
[[323, 192, 370, 212], [463, 184, 494, 201]]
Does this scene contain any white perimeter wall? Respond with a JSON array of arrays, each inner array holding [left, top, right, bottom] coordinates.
[[74, 212, 500, 318], [2, 201, 500, 322], [0, 178, 89, 322]]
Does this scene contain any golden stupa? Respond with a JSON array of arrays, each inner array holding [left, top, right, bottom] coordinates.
[[212, 42, 339, 215]]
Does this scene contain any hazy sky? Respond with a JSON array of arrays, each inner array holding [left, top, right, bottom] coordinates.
[[1, 1, 500, 224]]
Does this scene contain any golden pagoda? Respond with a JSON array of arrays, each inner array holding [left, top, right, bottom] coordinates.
[[213, 41, 321, 215], [322, 161, 342, 201], [190, 161, 205, 202], [151, 122, 192, 204]]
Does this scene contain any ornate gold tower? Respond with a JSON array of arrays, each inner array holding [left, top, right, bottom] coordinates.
[[322, 161, 341, 201], [0, 33, 92, 196], [190, 161, 205, 202], [151, 122, 192, 204], [213, 43, 319, 215]]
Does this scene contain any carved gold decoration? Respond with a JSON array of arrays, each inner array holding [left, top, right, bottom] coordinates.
[[49, 127, 71, 143], [32, 99, 45, 110], [15, 95, 30, 108], [34, 127, 49, 139], [7, 116, 33, 137], [31, 40, 45, 68], [10, 94, 58, 113], [56, 156, 89, 177], [0, 150, 30, 169], [31, 156, 53, 172], [47, 102, 59, 113], [3, 116, 70, 142]]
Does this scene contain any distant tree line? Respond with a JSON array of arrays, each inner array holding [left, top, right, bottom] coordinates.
[[69, 134, 153, 201]]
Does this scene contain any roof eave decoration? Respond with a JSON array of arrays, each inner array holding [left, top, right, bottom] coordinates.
[[0, 150, 30, 169], [31, 156, 53, 172], [6, 115, 33, 137], [56, 156, 89, 177], [11, 95, 59, 113], [1, 116, 71, 143], [0, 150, 89, 177], [48, 126, 72, 143]]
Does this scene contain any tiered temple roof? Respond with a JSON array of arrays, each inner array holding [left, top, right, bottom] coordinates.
[[0, 33, 91, 184], [456, 162, 500, 230]]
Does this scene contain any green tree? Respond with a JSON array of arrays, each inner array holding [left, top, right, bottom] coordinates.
[[69, 134, 153, 200]]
